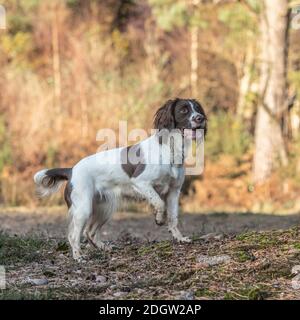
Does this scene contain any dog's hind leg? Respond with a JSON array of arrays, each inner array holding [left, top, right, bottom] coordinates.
[[68, 193, 93, 261], [85, 193, 117, 251]]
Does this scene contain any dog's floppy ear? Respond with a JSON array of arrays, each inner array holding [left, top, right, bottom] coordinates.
[[153, 99, 178, 130]]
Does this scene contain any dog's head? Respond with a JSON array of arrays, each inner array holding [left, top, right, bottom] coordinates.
[[153, 98, 207, 139]]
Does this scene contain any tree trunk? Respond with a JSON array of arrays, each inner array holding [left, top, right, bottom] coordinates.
[[236, 45, 255, 119], [0, 5, 6, 29], [52, 3, 62, 132], [253, 0, 289, 183], [190, 0, 200, 96]]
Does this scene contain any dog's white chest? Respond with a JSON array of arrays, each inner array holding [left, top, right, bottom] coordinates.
[[170, 165, 181, 180]]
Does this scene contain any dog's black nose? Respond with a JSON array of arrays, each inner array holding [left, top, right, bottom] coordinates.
[[193, 114, 204, 124]]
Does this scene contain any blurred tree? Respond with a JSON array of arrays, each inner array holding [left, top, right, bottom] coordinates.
[[148, 0, 208, 96], [218, 0, 260, 119], [253, 0, 290, 183], [190, 0, 200, 96], [111, 0, 137, 32], [51, 1, 62, 132]]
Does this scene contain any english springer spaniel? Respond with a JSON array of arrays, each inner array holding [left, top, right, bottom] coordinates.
[[34, 98, 207, 261]]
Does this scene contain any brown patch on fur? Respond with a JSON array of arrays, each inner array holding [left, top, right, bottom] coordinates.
[[121, 145, 146, 178]]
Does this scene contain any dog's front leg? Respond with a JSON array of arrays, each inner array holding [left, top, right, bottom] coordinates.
[[132, 182, 165, 225], [166, 188, 191, 243]]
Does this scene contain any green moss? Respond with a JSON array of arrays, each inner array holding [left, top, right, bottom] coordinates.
[[56, 241, 69, 252], [247, 288, 267, 300], [137, 241, 173, 257], [0, 289, 55, 300], [195, 288, 217, 298], [137, 245, 153, 256], [236, 232, 282, 248], [294, 243, 300, 250], [224, 287, 268, 300], [235, 250, 255, 262]]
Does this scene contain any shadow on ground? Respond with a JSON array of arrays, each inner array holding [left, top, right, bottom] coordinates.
[[1, 208, 299, 241]]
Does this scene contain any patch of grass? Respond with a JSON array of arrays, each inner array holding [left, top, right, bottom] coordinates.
[[1, 227, 299, 300], [42, 270, 56, 278], [137, 241, 173, 258], [235, 231, 283, 248], [234, 250, 255, 262], [0, 232, 50, 265], [247, 287, 268, 300], [56, 241, 69, 252], [195, 288, 217, 298], [257, 262, 292, 280], [293, 243, 300, 250], [0, 284, 110, 300], [168, 270, 196, 284], [224, 286, 268, 300], [137, 245, 153, 256], [0, 289, 54, 300]]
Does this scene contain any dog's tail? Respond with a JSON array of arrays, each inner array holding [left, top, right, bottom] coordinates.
[[33, 168, 72, 198]]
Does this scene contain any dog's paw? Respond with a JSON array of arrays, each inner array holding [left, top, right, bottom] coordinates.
[[155, 211, 166, 226], [90, 238, 116, 252], [73, 252, 87, 263], [178, 236, 192, 243], [100, 242, 117, 252], [155, 217, 166, 226]]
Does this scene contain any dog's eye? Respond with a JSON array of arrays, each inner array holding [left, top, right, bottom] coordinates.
[[181, 107, 188, 114]]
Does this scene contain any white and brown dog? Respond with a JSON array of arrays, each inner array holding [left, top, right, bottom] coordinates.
[[34, 98, 207, 261]]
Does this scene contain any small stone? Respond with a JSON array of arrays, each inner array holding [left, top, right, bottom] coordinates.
[[179, 290, 194, 300], [199, 233, 224, 241], [96, 275, 106, 283], [197, 254, 231, 267], [199, 233, 216, 240], [136, 288, 145, 294], [113, 291, 128, 298], [28, 278, 48, 286], [214, 234, 224, 241]]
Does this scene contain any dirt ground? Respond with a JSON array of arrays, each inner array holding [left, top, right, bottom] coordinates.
[[1, 207, 300, 300], [1, 207, 300, 240]]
